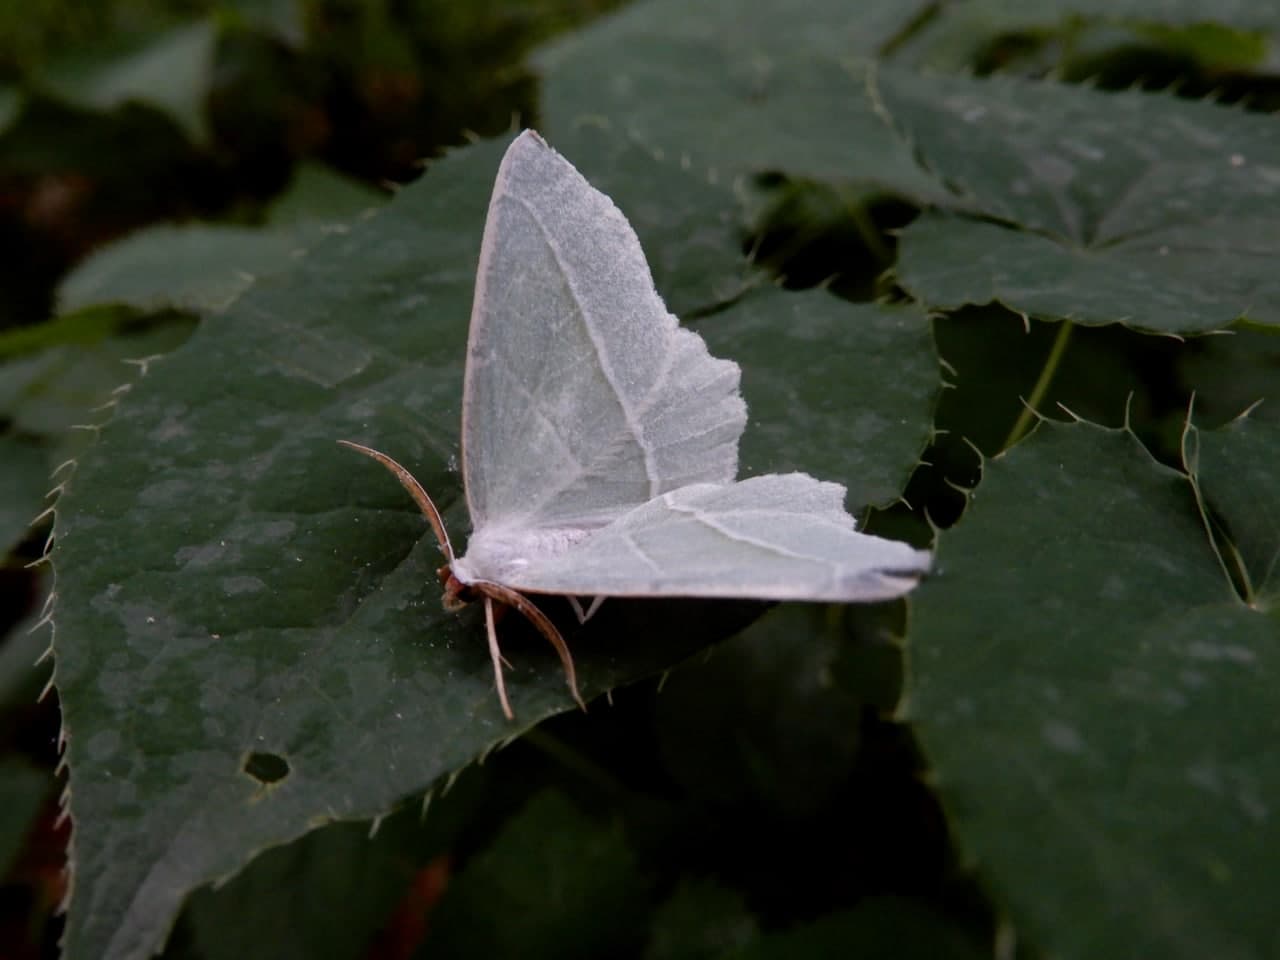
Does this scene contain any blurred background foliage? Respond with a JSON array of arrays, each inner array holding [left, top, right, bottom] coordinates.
[[0, 0, 629, 327], [2, 1, 1279, 958]]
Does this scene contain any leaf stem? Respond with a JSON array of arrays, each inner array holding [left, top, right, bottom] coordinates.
[[1003, 320, 1073, 451]]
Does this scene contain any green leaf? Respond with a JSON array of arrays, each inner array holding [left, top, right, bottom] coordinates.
[[0, 307, 134, 358], [56, 227, 305, 315], [934, 0, 1280, 31], [58, 165, 386, 316], [880, 69, 1280, 332], [644, 878, 759, 960], [35, 19, 218, 143], [537, 0, 943, 197], [264, 163, 387, 230], [413, 790, 648, 959], [894, 0, 1278, 73], [0, 314, 197, 462], [1133, 20, 1272, 69], [0, 758, 52, 878], [910, 420, 1279, 960], [51, 130, 936, 960]]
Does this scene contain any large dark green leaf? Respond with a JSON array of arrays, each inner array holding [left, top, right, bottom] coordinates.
[[910, 420, 1279, 959], [537, 0, 943, 197], [879, 69, 1280, 332], [51, 128, 937, 960]]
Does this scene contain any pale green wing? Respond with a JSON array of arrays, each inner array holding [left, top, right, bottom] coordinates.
[[461, 130, 746, 534], [454, 473, 930, 602]]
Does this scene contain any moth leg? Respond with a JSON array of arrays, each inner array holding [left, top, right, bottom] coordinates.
[[487, 603, 513, 667], [484, 595, 514, 721], [567, 596, 606, 624], [477, 581, 586, 713]]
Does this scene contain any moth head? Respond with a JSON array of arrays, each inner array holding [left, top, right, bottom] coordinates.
[[439, 566, 474, 612]]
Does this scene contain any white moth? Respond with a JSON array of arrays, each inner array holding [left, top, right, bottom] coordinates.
[[342, 129, 929, 719]]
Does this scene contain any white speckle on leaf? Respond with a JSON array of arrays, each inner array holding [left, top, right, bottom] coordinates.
[[1239, 789, 1268, 823], [1042, 721, 1085, 754], [1100, 574, 1127, 599], [1062, 139, 1104, 162], [222, 576, 265, 595], [1185, 641, 1256, 664], [87, 729, 122, 762], [257, 519, 297, 543], [1179, 669, 1207, 689], [152, 407, 192, 444], [1187, 761, 1222, 793], [1028, 154, 1075, 186], [175, 542, 228, 569]]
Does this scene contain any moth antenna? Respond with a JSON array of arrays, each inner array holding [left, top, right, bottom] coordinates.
[[484, 596, 515, 721], [338, 440, 456, 564], [477, 580, 586, 713]]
